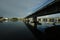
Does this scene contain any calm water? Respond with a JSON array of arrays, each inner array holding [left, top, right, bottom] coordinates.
[[37, 22, 60, 32], [0, 21, 37, 40], [0, 21, 60, 40]]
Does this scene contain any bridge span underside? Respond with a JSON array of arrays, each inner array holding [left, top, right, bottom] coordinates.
[[26, 0, 60, 18]]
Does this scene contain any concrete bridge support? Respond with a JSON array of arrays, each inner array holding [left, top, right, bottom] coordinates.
[[33, 16, 37, 30]]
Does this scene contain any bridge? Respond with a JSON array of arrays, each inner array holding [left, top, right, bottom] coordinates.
[[23, 0, 60, 39], [25, 0, 60, 18], [24, 0, 60, 29]]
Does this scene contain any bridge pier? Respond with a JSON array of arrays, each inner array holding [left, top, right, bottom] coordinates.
[[33, 16, 37, 30]]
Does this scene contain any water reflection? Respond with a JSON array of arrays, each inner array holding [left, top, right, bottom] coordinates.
[[0, 19, 60, 32], [0, 20, 37, 40], [0, 19, 18, 23], [24, 22, 43, 40], [24, 21, 60, 40], [24, 19, 60, 32], [0, 21, 3, 23], [0, 19, 60, 40]]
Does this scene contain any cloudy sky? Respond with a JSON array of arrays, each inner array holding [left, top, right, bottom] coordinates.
[[0, 0, 54, 18]]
